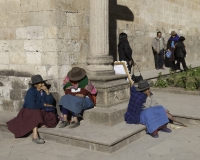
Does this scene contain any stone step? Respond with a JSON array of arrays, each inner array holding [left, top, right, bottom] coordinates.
[[0, 110, 200, 153], [83, 102, 128, 126], [0, 111, 146, 153]]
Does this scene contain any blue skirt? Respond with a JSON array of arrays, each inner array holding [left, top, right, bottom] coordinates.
[[59, 94, 94, 114], [140, 105, 169, 134]]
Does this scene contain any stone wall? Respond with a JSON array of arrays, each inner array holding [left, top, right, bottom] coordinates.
[[0, 0, 90, 111], [1, 0, 200, 111], [0, 76, 28, 111], [0, 75, 59, 111], [110, 0, 200, 70]]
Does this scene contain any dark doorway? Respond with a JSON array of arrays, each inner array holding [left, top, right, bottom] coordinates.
[[109, 0, 134, 61]]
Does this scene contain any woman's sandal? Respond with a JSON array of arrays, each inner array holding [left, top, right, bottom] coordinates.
[[32, 137, 45, 144]]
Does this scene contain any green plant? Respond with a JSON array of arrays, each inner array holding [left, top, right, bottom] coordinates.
[[154, 72, 168, 88], [154, 67, 200, 91]]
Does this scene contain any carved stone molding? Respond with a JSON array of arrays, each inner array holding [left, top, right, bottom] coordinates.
[[87, 55, 113, 65]]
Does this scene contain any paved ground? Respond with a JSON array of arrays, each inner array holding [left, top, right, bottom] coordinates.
[[134, 61, 200, 79], [1, 61, 200, 160], [1, 124, 200, 160]]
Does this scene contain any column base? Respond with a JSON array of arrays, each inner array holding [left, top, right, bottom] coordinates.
[[88, 74, 130, 108]]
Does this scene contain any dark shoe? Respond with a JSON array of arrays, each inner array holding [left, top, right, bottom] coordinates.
[[68, 121, 80, 128], [151, 134, 159, 138], [32, 137, 45, 144], [160, 127, 172, 133], [156, 68, 159, 70], [160, 67, 165, 70], [58, 121, 68, 128]]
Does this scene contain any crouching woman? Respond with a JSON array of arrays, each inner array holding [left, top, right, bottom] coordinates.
[[6, 75, 59, 144], [59, 67, 97, 128], [124, 80, 171, 138]]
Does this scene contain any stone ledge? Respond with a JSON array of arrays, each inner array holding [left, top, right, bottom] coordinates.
[[0, 111, 146, 153], [0, 110, 200, 153]]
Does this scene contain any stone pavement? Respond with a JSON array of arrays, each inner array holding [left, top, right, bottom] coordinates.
[[1, 124, 200, 160]]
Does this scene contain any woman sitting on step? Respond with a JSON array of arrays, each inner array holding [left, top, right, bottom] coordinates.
[[58, 67, 97, 128], [124, 80, 172, 138], [7, 75, 59, 144]]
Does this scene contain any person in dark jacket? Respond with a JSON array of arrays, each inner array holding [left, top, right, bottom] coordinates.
[[175, 36, 188, 71], [7, 75, 59, 144], [166, 31, 180, 70], [118, 33, 135, 73]]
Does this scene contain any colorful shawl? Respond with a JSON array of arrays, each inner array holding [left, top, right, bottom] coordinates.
[[124, 86, 147, 124], [63, 76, 97, 94]]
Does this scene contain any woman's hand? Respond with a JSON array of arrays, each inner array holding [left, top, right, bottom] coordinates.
[[144, 89, 151, 97], [41, 85, 50, 95], [76, 94, 85, 98], [44, 103, 53, 107], [129, 60, 132, 66]]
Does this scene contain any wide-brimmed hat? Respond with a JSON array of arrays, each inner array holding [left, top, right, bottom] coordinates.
[[170, 31, 176, 36], [67, 67, 86, 81], [29, 75, 47, 85], [179, 36, 185, 41], [135, 80, 152, 91]]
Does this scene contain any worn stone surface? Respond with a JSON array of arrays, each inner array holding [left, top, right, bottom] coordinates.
[[88, 75, 130, 108], [83, 103, 128, 126], [1, 125, 200, 159]]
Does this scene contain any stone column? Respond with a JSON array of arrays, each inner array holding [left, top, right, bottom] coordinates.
[[86, 0, 114, 76], [85, 0, 130, 109]]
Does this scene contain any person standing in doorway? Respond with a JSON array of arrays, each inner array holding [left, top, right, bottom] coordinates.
[[118, 33, 135, 73], [152, 31, 167, 70]]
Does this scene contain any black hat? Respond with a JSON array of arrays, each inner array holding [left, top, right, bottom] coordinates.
[[29, 75, 47, 85], [135, 80, 152, 91], [67, 67, 86, 81], [179, 36, 185, 41]]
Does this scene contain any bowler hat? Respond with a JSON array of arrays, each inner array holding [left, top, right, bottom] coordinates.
[[170, 31, 176, 36], [29, 75, 47, 85], [135, 80, 152, 91], [179, 36, 185, 41], [67, 67, 86, 81]]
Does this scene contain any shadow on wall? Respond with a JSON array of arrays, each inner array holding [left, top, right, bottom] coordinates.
[[109, 0, 134, 61]]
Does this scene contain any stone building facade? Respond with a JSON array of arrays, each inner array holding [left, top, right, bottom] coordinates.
[[0, 0, 200, 111]]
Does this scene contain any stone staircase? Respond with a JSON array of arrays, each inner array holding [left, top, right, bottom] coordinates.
[[0, 109, 146, 153]]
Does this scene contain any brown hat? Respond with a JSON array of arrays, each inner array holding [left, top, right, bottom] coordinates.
[[170, 31, 176, 36], [67, 67, 86, 81]]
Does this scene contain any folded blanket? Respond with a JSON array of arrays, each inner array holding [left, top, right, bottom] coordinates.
[[140, 105, 169, 134]]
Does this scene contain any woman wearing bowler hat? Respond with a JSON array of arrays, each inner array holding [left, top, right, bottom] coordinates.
[[59, 67, 97, 128], [124, 80, 171, 138], [7, 75, 59, 144]]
